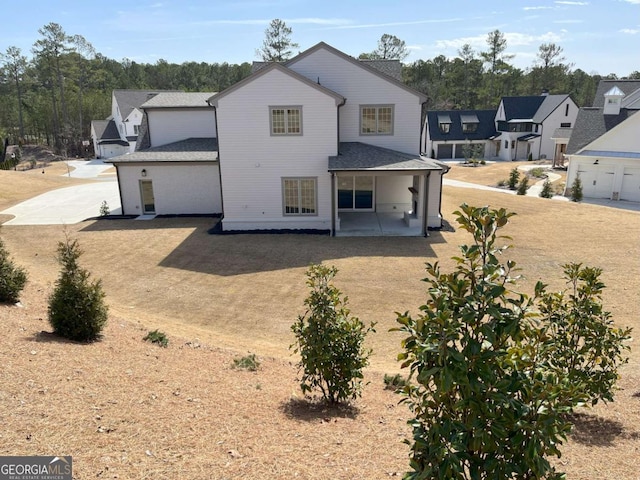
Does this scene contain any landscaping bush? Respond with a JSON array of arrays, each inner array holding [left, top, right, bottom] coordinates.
[[99, 200, 110, 217], [291, 264, 375, 404], [143, 329, 168, 347], [233, 353, 260, 371], [393, 204, 630, 480], [508, 167, 519, 190], [0, 237, 28, 303], [539, 179, 554, 198], [570, 174, 583, 202], [529, 167, 545, 178], [383, 373, 408, 391], [48, 235, 108, 342], [516, 175, 529, 195]]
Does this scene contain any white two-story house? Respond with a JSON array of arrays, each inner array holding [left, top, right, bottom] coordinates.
[[108, 42, 447, 236], [494, 92, 578, 161], [91, 90, 177, 159]]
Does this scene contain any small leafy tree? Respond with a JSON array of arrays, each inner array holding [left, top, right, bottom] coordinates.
[[99, 200, 110, 216], [508, 167, 520, 189], [570, 173, 583, 202], [48, 235, 108, 342], [516, 175, 529, 195], [394, 204, 630, 480], [539, 179, 554, 198], [0, 237, 28, 303], [291, 264, 375, 404], [537, 263, 631, 406]]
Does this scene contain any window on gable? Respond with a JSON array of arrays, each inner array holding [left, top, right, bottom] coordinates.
[[360, 105, 393, 135], [283, 178, 317, 215], [462, 122, 478, 133], [133, 125, 140, 135], [561, 122, 571, 128], [270, 106, 302, 135], [565, 104, 569, 116]]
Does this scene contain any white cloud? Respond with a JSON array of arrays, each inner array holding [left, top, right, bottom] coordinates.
[[523, 6, 554, 10], [553, 19, 584, 24], [320, 17, 466, 30], [555, 1, 589, 5], [620, 28, 640, 34], [621, 0, 640, 3]]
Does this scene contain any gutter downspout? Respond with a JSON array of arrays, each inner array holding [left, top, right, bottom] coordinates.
[[437, 162, 450, 230], [332, 98, 347, 237], [422, 171, 431, 237], [537, 123, 543, 160], [208, 100, 225, 222]]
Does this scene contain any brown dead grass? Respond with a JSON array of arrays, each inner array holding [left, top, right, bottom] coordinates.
[[446, 160, 567, 190], [0, 182, 639, 478]]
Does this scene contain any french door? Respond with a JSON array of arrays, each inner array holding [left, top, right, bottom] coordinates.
[[338, 176, 374, 210]]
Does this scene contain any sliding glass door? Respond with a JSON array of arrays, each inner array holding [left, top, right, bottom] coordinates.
[[338, 176, 374, 210]]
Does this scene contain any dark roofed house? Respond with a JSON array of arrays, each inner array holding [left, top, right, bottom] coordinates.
[[564, 79, 640, 202], [423, 110, 497, 160]]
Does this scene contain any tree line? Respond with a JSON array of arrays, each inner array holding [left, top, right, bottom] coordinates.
[[2, 20, 638, 156]]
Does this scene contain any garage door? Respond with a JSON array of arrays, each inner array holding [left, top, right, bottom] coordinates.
[[578, 167, 615, 199], [437, 144, 453, 159], [621, 167, 640, 202]]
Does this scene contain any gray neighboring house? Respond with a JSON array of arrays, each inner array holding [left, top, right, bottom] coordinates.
[[564, 80, 640, 202]]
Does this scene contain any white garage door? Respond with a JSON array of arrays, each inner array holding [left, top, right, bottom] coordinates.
[[578, 167, 615, 199], [621, 167, 640, 202]]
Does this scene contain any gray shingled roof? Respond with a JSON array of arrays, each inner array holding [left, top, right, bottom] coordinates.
[[566, 107, 637, 154], [551, 127, 573, 140], [359, 60, 402, 81], [533, 95, 570, 123], [108, 138, 218, 163], [592, 80, 640, 107], [329, 142, 444, 171], [141, 92, 216, 109], [113, 90, 181, 119], [92, 119, 128, 145]]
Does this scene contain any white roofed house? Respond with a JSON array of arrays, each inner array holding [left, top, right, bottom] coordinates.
[[564, 80, 640, 202], [107, 42, 448, 236]]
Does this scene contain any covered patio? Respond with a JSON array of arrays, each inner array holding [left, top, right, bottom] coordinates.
[[329, 142, 446, 237]]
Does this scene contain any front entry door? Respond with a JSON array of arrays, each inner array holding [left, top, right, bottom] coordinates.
[[140, 180, 156, 214], [338, 176, 374, 210]]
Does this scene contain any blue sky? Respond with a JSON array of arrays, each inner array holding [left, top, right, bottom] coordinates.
[[2, 0, 639, 76]]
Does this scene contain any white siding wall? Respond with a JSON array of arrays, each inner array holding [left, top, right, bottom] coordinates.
[[98, 144, 128, 159], [216, 68, 338, 231], [536, 98, 578, 160], [288, 48, 422, 154], [148, 109, 217, 148], [117, 163, 222, 215], [375, 175, 412, 212], [587, 111, 640, 152]]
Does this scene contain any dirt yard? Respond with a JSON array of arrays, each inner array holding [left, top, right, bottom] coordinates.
[[0, 163, 639, 479]]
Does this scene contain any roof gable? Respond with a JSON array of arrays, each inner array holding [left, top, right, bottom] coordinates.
[[91, 119, 120, 141], [113, 90, 182, 119], [285, 42, 426, 102], [501, 96, 545, 121], [533, 95, 571, 123], [141, 92, 216, 109], [208, 62, 345, 107], [592, 80, 640, 108], [566, 107, 636, 154]]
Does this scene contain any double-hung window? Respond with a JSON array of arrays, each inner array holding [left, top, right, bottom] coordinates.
[[360, 105, 393, 135], [282, 178, 317, 215], [270, 106, 302, 135]]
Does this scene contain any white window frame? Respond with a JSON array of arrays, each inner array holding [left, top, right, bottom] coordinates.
[[270, 106, 303, 136], [360, 105, 394, 135], [282, 177, 317, 216]]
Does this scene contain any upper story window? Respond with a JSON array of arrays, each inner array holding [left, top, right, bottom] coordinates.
[[462, 122, 478, 133], [361, 105, 394, 135], [565, 104, 570, 116], [560, 122, 571, 128], [270, 106, 302, 135], [133, 125, 140, 135], [437, 114, 451, 134]]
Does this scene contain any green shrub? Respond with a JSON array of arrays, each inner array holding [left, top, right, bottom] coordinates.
[[516, 175, 529, 195], [383, 373, 408, 391], [570, 174, 583, 202], [529, 167, 545, 178], [496, 179, 507, 187], [143, 329, 168, 347], [233, 353, 260, 371], [291, 264, 375, 404], [48, 236, 108, 342], [508, 167, 519, 190], [539, 179, 554, 198], [394, 204, 630, 480], [0, 237, 28, 303]]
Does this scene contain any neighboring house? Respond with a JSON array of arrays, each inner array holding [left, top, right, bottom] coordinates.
[[494, 92, 578, 161], [564, 80, 640, 202], [423, 110, 497, 160], [91, 90, 178, 159], [108, 42, 447, 236]]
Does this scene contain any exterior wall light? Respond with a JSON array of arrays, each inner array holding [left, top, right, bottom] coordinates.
[[141, 169, 147, 177]]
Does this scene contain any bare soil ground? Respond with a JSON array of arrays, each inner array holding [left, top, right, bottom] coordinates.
[[0, 165, 639, 478]]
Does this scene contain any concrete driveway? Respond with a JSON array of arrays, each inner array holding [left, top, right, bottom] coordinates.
[[1, 160, 122, 225]]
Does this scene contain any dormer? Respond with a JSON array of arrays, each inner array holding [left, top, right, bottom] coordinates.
[[603, 86, 624, 115]]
